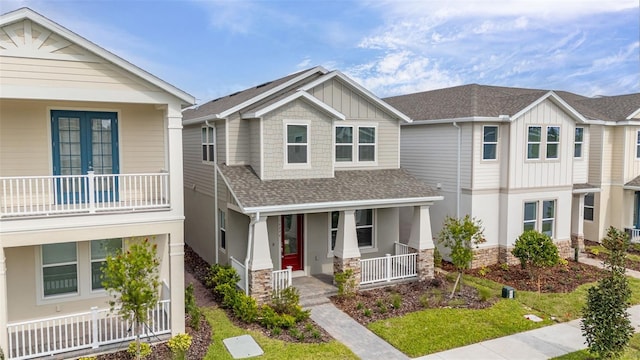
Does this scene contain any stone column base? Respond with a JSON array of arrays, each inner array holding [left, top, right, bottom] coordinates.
[[410, 247, 435, 281], [334, 257, 361, 289], [571, 234, 585, 252], [249, 268, 272, 304], [556, 239, 573, 259]]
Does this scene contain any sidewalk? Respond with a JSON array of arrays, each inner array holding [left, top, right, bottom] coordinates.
[[309, 256, 640, 360]]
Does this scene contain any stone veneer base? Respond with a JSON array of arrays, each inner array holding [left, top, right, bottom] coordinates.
[[334, 257, 361, 288], [248, 268, 272, 304]]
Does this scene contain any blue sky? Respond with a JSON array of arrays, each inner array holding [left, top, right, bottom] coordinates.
[[2, 0, 639, 104]]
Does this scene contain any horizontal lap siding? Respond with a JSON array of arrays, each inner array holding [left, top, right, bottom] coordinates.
[[588, 125, 603, 185], [119, 105, 165, 173], [183, 124, 214, 196], [624, 126, 640, 183]]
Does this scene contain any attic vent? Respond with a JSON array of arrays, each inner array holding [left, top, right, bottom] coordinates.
[[256, 81, 273, 89]]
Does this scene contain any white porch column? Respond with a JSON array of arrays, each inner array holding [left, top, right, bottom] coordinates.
[[166, 104, 184, 216], [0, 247, 7, 354], [333, 210, 361, 287], [248, 216, 273, 303], [407, 206, 435, 281], [571, 194, 585, 252], [169, 230, 185, 335]]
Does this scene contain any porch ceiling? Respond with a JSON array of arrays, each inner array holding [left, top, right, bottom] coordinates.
[[218, 165, 441, 212]]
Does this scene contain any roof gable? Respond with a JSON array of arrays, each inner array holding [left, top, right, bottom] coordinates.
[[0, 8, 194, 105]]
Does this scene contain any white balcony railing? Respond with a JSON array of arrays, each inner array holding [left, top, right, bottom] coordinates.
[[627, 228, 640, 243], [272, 266, 292, 297], [0, 172, 170, 218], [394, 242, 411, 255], [361, 253, 418, 285], [6, 300, 171, 360]]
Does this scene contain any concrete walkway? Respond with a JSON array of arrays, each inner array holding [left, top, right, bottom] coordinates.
[[309, 257, 640, 360]]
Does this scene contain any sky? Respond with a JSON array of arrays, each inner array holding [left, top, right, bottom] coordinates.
[[1, 0, 639, 105]]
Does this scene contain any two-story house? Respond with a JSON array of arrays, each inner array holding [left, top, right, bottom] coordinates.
[[385, 85, 596, 267], [0, 8, 194, 359], [182, 66, 442, 301]]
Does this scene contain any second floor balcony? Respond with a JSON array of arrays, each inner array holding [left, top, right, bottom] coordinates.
[[1, 172, 170, 219]]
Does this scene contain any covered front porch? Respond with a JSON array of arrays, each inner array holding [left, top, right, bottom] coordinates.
[[624, 179, 640, 243]]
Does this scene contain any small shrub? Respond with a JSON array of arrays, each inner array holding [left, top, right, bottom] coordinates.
[[356, 301, 364, 310], [589, 247, 600, 256], [391, 293, 402, 309], [335, 269, 356, 298], [478, 288, 492, 302], [271, 327, 282, 336], [478, 266, 490, 277], [363, 308, 372, 317], [207, 264, 240, 290], [500, 263, 510, 271], [448, 298, 466, 307], [512, 230, 560, 293], [289, 328, 304, 341], [377, 302, 388, 314], [433, 247, 443, 268], [419, 294, 430, 308], [312, 329, 321, 339], [259, 305, 296, 329], [185, 284, 202, 330], [128, 341, 151, 359], [168, 333, 192, 360], [233, 294, 259, 323]]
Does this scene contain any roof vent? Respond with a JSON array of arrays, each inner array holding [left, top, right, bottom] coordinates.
[[256, 81, 273, 89]]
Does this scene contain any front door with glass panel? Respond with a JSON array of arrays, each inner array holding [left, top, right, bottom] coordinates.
[[281, 214, 304, 271], [51, 111, 119, 204], [635, 192, 640, 229]]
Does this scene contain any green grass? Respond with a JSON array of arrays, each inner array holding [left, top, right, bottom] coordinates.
[[552, 333, 640, 359], [367, 275, 640, 357], [586, 244, 640, 263], [202, 307, 358, 360]]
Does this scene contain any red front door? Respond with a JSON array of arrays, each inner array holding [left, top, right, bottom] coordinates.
[[281, 214, 303, 271]]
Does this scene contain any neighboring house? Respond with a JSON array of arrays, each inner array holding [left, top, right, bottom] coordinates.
[[182, 66, 442, 302], [385, 84, 597, 267], [561, 93, 640, 243], [0, 8, 194, 359]]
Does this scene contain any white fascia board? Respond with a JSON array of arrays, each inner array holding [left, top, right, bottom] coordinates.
[[624, 186, 640, 191], [217, 66, 329, 119], [0, 8, 195, 106], [572, 187, 601, 194], [242, 196, 444, 215], [511, 91, 587, 124], [242, 91, 346, 120], [182, 114, 224, 126], [616, 120, 640, 126], [299, 71, 412, 123], [626, 107, 640, 120], [402, 116, 506, 126]]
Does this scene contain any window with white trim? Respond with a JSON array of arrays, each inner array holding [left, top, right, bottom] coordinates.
[[637, 130, 640, 159], [482, 126, 498, 160], [329, 209, 375, 250], [523, 200, 556, 237], [219, 210, 226, 250], [527, 126, 541, 159], [90, 238, 123, 291], [358, 127, 376, 162], [201, 126, 215, 163], [584, 193, 594, 221], [335, 125, 376, 163], [42, 243, 78, 297], [546, 126, 560, 159], [286, 124, 308, 164], [335, 126, 354, 162], [574, 127, 584, 158]]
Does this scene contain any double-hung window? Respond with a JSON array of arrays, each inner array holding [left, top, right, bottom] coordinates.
[[637, 130, 640, 159], [335, 126, 353, 162], [523, 200, 556, 237], [527, 126, 541, 159], [358, 127, 375, 162], [42, 243, 78, 297], [201, 126, 215, 163], [584, 193, 594, 221], [90, 238, 123, 291], [286, 124, 308, 164], [329, 209, 374, 251], [546, 126, 560, 159], [574, 127, 584, 158], [219, 210, 226, 250], [335, 125, 376, 163], [482, 126, 498, 160]]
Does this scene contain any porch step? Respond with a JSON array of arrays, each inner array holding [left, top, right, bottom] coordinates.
[[300, 295, 333, 308]]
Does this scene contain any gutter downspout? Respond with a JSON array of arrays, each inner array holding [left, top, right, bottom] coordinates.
[[244, 212, 260, 295], [453, 122, 461, 218], [205, 120, 218, 265]]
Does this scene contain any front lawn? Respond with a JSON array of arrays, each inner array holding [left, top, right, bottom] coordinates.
[[552, 333, 640, 360], [202, 307, 358, 360]]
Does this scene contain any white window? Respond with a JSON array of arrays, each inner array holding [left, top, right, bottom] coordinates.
[[219, 210, 226, 250], [584, 193, 594, 221], [527, 126, 541, 159], [482, 126, 498, 160], [335, 126, 354, 162], [335, 125, 376, 163], [637, 130, 640, 159], [546, 126, 560, 159], [574, 127, 584, 158], [358, 127, 376, 162], [286, 124, 308, 164], [90, 238, 123, 291], [201, 126, 215, 163], [523, 200, 556, 237], [42, 243, 78, 297], [329, 209, 375, 250]]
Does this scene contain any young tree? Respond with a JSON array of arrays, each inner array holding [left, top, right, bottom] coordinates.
[[511, 230, 560, 294], [102, 238, 160, 360], [437, 215, 485, 298], [582, 227, 633, 359]]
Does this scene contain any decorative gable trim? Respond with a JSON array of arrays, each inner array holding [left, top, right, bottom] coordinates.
[[241, 91, 346, 120], [0, 8, 194, 105], [299, 71, 412, 123], [511, 91, 587, 124], [627, 107, 640, 120]]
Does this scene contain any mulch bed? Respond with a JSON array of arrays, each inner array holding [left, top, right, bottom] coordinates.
[[585, 239, 640, 272]]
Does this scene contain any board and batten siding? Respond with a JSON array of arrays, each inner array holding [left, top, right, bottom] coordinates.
[[471, 123, 502, 190], [623, 126, 640, 183], [183, 124, 215, 196], [308, 78, 389, 120], [261, 99, 334, 180], [507, 99, 576, 189], [588, 125, 604, 185], [0, 99, 166, 177], [572, 126, 589, 184]]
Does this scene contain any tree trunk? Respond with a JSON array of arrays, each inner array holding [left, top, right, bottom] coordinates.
[[450, 272, 461, 299]]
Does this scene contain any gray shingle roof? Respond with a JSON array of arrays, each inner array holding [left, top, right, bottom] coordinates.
[[218, 165, 441, 211], [384, 84, 640, 122], [573, 183, 600, 192], [626, 175, 640, 188]]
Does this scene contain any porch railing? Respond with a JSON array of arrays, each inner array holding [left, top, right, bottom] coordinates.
[[229, 256, 246, 292], [360, 253, 418, 285], [626, 228, 640, 243], [394, 242, 411, 255], [272, 266, 292, 297], [6, 300, 171, 360], [0, 172, 170, 218]]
